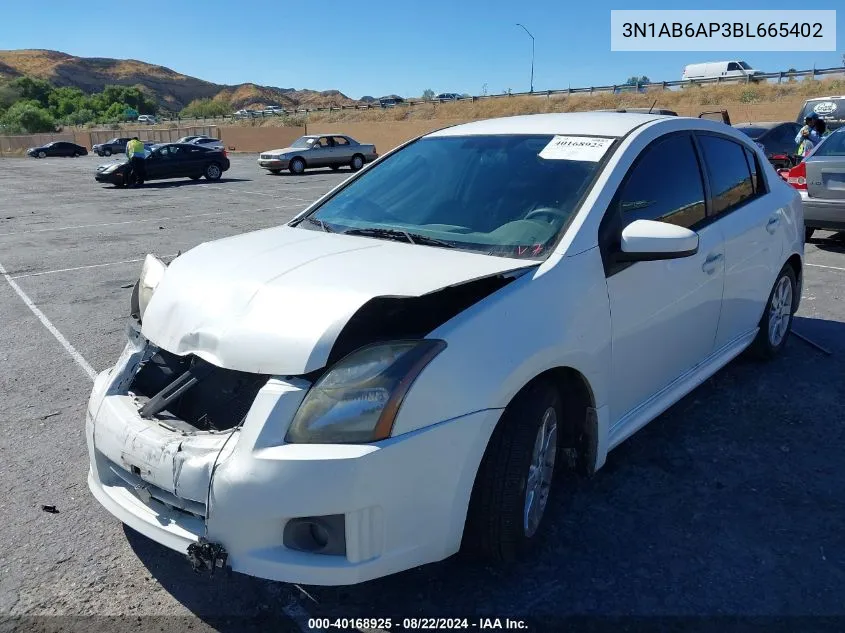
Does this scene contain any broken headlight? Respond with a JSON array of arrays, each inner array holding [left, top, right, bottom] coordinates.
[[285, 339, 446, 444], [132, 254, 167, 321]]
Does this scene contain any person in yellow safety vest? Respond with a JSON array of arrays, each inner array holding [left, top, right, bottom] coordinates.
[[125, 137, 146, 187]]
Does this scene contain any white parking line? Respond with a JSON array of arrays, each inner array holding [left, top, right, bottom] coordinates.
[[9, 255, 181, 279], [0, 203, 306, 237], [806, 262, 845, 273], [0, 258, 97, 381]]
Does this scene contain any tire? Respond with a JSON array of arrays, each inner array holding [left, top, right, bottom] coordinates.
[[350, 154, 364, 171], [289, 157, 306, 175], [750, 264, 797, 360], [104, 149, 112, 157], [269, 169, 282, 174], [37, 151, 46, 158], [805, 227, 815, 242], [204, 162, 222, 180], [462, 379, 563, 562]]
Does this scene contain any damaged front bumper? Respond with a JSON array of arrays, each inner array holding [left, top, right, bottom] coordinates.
[[86, 326, 499, 585]]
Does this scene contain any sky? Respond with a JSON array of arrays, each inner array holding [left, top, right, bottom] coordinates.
[[1, 0, 843, 100]]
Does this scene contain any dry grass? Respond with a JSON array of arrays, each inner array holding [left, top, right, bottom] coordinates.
[[232, 77, 845, 128]]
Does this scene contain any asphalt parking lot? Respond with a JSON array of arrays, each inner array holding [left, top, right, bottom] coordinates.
[[0, 153, 844, 632]]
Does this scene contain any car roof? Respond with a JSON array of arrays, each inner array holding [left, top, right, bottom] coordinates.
[[427, 112, 676, 138]]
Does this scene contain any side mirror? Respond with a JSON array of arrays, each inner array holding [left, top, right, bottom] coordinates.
[[618, 219, 699, 262]]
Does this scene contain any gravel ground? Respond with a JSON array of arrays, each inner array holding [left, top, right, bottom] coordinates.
[[0, 153, 843, 633]]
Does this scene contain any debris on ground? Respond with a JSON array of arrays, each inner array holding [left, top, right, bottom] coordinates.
[[41, 505, 59, 514]]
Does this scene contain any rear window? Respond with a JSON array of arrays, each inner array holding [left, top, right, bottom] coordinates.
[[811, 130, 845, 157], [798, 99, 845, 124]]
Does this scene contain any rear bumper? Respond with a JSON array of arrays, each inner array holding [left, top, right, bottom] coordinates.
[[801, 191, 845, 229]]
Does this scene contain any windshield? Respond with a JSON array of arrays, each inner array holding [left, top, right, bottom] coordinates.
[[798, 99, 845, 124], [291, 136, 316, 148], [735, 126, 768, 139], [304, 134, 608, 260], [739, 61, 752, 70]]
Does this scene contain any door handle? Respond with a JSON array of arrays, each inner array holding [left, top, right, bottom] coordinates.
[[766, 214, 780, 234], [702, 252, 724, 274]]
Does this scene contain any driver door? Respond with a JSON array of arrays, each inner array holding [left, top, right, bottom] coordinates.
[[308, 136, 333, 167], [601, 132, 726, 429]]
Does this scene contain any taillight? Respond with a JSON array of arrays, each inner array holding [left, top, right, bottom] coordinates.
[[786, 162, 807, 190], [222, 149, 228, 157]]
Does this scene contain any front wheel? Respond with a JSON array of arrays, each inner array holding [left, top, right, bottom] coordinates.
[[204, 163, 222, 180], [37, 151, 46, 158], [289, 157, 306, 175], [462, 380, 563, 562], [750, 265, 797, 359]]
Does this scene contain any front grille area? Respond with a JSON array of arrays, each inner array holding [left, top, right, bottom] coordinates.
[[129, 349, 269, 432], [260, 154, 276, 160]]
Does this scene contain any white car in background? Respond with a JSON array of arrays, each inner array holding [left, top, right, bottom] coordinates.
[[86, 112, 803, 586]]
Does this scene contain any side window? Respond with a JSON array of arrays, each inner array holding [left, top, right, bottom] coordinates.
[[315, 137, 332, 148], [617, 134, 706, 229], [727, 62, 741, 71], [743, 147, 766, 194], [698, 135, 757, 216], [333, 136, 350, 146]]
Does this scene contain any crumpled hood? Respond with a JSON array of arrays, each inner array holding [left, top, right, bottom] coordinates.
[[140, 226, 535, 375]]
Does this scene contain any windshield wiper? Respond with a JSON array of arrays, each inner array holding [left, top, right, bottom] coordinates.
[[343, 227, 455, 248], [298, 216, 333, 232]]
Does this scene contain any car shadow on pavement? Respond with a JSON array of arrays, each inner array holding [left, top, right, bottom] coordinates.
[[104, 178, 252, 190], [125, 315, 845, 628], [810, 231, 845, 254], [270, 170, 351, 177]]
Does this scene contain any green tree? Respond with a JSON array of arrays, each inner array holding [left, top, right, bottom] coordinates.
[[47, 86, 88, 118], [0, 100, 56, 133], [9, 76, 53, 106], [422, 88, 435, 101], [625, 75, 650, 86], [180, 98, 231, 118], [0, 82, 22, 114]]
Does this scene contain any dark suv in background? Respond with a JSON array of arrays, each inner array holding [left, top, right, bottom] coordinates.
[[92, 137, 132, 157]]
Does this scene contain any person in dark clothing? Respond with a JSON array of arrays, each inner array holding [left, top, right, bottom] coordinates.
[[126, 137, 146, 186]]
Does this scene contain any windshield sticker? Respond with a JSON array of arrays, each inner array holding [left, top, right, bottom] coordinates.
[[813, 101, 838, 115], [539, 136, 614, 162]]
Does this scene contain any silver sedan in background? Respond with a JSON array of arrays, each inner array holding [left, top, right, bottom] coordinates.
[[258, 134, 378, 175], [794, 127, 845, 240]]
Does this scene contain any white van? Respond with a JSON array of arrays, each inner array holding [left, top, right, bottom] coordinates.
[[682, 61, 763, 82]]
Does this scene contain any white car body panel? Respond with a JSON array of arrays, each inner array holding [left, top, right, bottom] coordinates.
[[140, 226, 537, 375], [87, 112, 804, 586]]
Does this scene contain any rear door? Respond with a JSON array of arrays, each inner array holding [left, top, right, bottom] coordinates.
[[697, 133, 784, 350], [805, 131, 845, 201], [331, 136, 353, 165], [184, 145, 210, 174]]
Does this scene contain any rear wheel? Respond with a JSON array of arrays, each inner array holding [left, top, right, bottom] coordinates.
[[350, 154, 364, 171], [462, 380, 563, 561], [204, 163, 222, 180], [289, 157, 306, 175], [750, 264, 797, 360], [805, 227, 815, 242], [104, 149, 112, 157]]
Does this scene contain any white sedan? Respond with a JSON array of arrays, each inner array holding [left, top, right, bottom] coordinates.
[[86, 112, 803, 586]]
